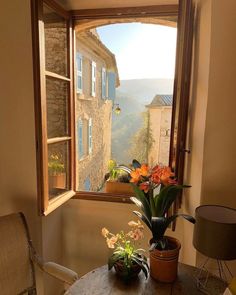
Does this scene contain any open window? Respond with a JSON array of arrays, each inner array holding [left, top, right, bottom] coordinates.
[[32, 0, 75, 215], [32, 0, 193, 215]]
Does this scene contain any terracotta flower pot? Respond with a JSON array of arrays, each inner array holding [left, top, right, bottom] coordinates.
[[150, 236, 181, 283], [49, 173, 66, 190], [105, 181, 134, 195]]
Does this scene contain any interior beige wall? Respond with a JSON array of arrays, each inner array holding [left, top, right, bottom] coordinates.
[[180, 0, 212, 266], [0, 1, 64, 294], [199, 0, 236, 273]]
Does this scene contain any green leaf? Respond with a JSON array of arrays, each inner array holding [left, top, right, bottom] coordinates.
[[133, 211, 152, 231], [159, 185, 187, 216], [151, 217, 169, 241], [166, 213, 196, 228], [108, 253, 123, 270], [131, 256, 149, 279], [132, 159, 141, 168], [131, 185, 152, 222], [149, 194, 157, 217]]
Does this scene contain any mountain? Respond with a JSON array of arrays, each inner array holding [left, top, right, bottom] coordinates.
[[111, 79, 174, 164]]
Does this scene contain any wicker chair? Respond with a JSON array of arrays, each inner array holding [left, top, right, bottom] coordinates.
[[0, 212, 78, 295]]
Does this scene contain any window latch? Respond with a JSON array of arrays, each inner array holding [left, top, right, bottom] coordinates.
[[181, 148, 191, 154]]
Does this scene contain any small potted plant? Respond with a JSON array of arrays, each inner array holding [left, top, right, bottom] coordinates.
[[101, 220, 149, 281], [126, 160, 195, 282], [104, 160, 134, 195], [48, 154, 66, 190]]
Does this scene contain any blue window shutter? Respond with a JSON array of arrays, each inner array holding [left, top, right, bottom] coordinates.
[[91, 61, 96, 97], [88, 118, 92, 154], [108, 72, 116, 101], [101, 68, 106, 99], [76, 52, 82, 71], [78, 119, 83, 158]]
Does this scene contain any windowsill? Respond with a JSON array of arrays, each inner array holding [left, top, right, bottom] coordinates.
[[77, 93, 93, 101], [73, 191, 133, 204]]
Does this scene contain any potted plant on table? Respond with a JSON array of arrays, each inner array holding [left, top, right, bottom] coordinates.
[[104, 160, 134, 195], [101, 220, 149, 282], [48, 154, 66, 190], [127, 160, 195, 283]]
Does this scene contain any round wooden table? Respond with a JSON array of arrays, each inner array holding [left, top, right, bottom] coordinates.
[[65, 263, 226, 295]]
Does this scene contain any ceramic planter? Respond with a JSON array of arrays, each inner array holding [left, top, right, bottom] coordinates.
[[150, 236, 181, 283], [114, 260, 141, 280], [105, 181, 134, 195]]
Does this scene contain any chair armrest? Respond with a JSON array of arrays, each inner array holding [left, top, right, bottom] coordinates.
[[42, 262, 78, 285], [30, 245, 78, 285]]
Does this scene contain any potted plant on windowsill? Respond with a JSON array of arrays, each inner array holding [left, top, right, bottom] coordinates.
[[127, 160, 195, 283], [101, 220, 149, 282], [48, 154, 66, 190], [104, 160, 134, 195]]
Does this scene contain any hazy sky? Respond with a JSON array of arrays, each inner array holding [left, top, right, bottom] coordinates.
[[97, 23, 177, 80]]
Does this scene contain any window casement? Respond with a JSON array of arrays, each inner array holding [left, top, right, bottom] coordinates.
[[32, 0, 75, 215], [91, 61, 96, 97], [32, 0, 194, 214], [101, 67, 107, 99], [76, 52, 83, 94]]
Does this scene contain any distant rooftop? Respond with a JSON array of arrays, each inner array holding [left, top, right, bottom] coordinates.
[[146, 94, 173, 108]]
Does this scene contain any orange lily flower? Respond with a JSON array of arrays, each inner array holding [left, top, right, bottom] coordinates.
[[130, 170, 141, 183], [160, 167, 175, 186], [137, 164, 149, 177], [139, 182, 150, 193]]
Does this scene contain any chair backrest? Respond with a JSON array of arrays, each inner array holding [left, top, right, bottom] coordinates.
[[0, 212, 36, 295]]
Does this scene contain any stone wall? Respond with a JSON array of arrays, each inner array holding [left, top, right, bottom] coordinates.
[[45, 23, 68, 139], [75, 37, 112, 191], [148, 106, 172, 166]]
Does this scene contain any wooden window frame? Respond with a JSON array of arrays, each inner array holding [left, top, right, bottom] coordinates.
[[31, 0, 75, 215], [31, 1, 193, 214], [73, 2, 194, 204]]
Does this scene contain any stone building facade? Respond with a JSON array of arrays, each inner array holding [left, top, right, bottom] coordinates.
[[146, 95, 172, 167], [75, 30, 119, 191]]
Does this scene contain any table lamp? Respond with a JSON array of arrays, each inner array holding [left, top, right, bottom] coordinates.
[[193, 205, 236, 289]]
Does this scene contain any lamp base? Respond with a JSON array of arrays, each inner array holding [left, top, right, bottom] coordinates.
[[195, 258, 231, 294]]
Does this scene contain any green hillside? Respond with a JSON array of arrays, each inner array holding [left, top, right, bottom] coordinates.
[[111, 78, 174, 164]]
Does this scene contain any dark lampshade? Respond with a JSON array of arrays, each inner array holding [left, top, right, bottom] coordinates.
[[193, 205, 236, 260]]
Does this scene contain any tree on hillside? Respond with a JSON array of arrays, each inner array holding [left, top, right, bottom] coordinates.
[[128, 111, 155, 163]]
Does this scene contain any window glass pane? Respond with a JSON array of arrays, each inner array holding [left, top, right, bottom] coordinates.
[[46, 77, 69, 138], [75, 25, 176, 193], [77, 75, 82, 92], [43, 4, 68, 76], [48, 141, 70, 199]]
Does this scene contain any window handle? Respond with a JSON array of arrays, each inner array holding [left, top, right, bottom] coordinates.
[[181, 148, 191, 154]]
